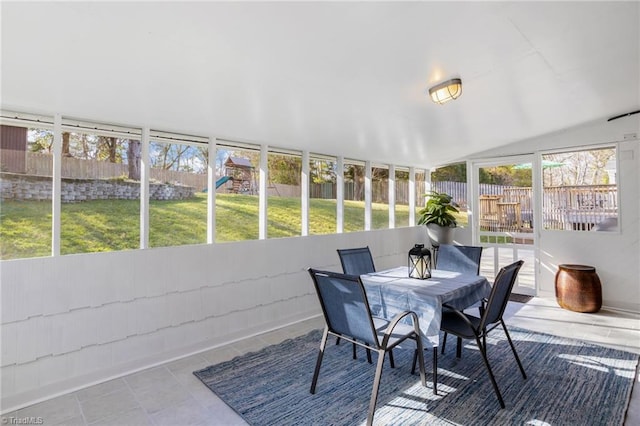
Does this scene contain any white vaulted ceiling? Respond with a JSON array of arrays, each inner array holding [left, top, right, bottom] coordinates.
[[1, 1, 638, 168]]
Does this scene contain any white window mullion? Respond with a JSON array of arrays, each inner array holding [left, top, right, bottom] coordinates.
[[424, 169, 432, 230], [365, 161, 372, 230], [259, 144, 268, 240], [388, 164, 395, 228], [425, 169, 432, 197], [409, 167, 416, 226], [207, 138, 217, 244], [140, 127, 150, 249], [51, 113, 62, 256], [301, 151, 310, 236], [336, 156, 344, 233], [532, 154, 543, 239], [466, 160, 476, 243]]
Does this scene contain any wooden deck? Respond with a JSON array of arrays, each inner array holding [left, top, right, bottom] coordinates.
[[479, 185, 617, 231]]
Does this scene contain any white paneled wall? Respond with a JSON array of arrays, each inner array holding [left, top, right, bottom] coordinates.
[[537, 141, 639, 310], [0, 226, 425, 411]]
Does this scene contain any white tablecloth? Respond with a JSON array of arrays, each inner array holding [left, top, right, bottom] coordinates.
[[360, 266, 491, 347]]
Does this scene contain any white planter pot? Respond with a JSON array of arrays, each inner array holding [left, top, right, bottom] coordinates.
[[426, 223, 455, 246]]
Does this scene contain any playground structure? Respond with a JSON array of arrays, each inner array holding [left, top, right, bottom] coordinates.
[[215, 176, 232, 189], [220, 156, 257, 194]]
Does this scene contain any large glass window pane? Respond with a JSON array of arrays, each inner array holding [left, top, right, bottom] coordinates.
[[60, 124, 140, 254], [344, 162, 365, 232], [0, 123, 53, 259], [371, 166, 389, 229], [475, 159, 535, 294], [431, 163, 468, 227], [542, 147, 618, 231], [309, 156, 336, 235], [477, 162, 533, 238], [267, 151, 301, 238], [215, 146, 260, 242], [395, 168, 410, 227], [149, 134, 207, 247]]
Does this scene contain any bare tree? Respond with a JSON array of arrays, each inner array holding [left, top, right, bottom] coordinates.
[[154, 143, 190, 170], [62, 132, 72, 157], [127, 140, 141, 180], [96, 136, 118, 163]]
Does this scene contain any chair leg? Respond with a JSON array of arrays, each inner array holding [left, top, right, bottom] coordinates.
[[441, 332, 448, 354], [367, 349, 387, 426], [410, 347, 436, 395], [474, 335, 505, 408], [310, 328, 330, 394], [501, 320, 527, 379], [388, 349, 395, 368], [336, 336, 341, 345], [416, 345, 427, 389], [433, 347, 438, 395], [456, 337, 462, 358], [348, 341, 374, 364]]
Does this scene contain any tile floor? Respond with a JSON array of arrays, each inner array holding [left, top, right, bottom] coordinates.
[[2, 297, 639, 425]]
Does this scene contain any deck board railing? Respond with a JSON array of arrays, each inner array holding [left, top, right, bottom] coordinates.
[[542, 185, 617, 230], [476, 184, 616, 231]]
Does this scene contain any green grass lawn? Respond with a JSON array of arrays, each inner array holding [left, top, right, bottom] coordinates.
[[0, 193, 424, 259]]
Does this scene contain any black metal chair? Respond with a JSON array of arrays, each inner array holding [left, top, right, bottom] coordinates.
[[436, 244, 483, 356], [337, 246, 376, 276], [436, 244, 483, 275], [439, 260, 527, 408], [308, 268, 427, 426], [337, 247, 376, 362]]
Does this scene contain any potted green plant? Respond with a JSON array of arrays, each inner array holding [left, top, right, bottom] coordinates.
[[417, 190, 459, 245]]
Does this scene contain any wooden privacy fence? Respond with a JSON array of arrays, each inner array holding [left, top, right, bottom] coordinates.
[[25, 153, 209, 191], [310, 181, 427, 206], [431, 181, 522, 210], [432, 181, 467, 209], [19, 154, 430, 202]]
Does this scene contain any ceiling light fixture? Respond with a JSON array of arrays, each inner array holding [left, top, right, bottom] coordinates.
[[429, 78, 462, 104]]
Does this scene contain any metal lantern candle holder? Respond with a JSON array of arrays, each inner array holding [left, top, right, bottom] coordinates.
[[409, 244, 432, 279]]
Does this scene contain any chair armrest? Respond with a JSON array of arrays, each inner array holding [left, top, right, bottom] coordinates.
[[380, 310, 421, 348]]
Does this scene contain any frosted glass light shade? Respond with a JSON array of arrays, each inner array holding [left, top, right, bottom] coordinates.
[[429, 78, 462, 104]]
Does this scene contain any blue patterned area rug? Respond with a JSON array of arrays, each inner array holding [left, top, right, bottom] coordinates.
[[194, 327, 638, 425]]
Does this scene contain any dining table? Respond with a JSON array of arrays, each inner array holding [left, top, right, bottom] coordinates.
[[360, 266, 491, 347]]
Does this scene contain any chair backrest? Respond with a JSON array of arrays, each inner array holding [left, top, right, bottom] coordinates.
[[436, 244, 483, 275], [308, 268, 379, 347], [480, 260, 524, 329], [337, 247, 376, 275]]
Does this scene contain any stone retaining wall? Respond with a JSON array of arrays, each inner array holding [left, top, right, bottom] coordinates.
[[0, 173, 194, 202]]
